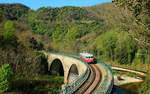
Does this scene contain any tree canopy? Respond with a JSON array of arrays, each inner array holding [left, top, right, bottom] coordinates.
[[113, 0, 150, 47]]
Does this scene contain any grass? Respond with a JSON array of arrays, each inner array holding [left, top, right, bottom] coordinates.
[[112, 70, 143, 78], [33, 75, 64, 83], [102, 60, 150, 73]]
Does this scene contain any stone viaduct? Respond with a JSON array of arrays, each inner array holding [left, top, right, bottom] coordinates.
[[43, 51, 114, 94], [43, 51, 88, 85]]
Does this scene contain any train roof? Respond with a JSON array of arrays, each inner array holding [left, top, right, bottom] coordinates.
[[80, 52, 93, 57]]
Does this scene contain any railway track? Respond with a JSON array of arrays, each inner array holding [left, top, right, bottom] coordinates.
[[74, 64, 101, 94]]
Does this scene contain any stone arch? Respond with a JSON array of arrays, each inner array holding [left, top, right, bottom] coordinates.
[[67, 64, 79, 83], [49, 58, 64, 76]]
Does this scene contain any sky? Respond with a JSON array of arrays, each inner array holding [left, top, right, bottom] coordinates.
[[0, 0, 112, 10]]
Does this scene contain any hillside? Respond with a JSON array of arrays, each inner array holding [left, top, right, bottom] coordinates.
[[0, 3, 29, 20], [0, 3, 149, 72], [84, 3, 133, 29], [0, 3, 149, 94]]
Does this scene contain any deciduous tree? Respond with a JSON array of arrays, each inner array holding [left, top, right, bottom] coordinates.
[[113, 0, 150, 47], [0, 64, 13, 93]]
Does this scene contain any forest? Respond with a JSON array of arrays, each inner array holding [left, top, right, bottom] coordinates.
[[0, 1, 149, 94]]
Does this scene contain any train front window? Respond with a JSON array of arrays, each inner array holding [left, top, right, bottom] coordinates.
[[86, 56, 93, 59]]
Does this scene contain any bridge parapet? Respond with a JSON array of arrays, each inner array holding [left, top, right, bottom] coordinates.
[[61, 62, 90, 94], [94, 60, 114, 94]]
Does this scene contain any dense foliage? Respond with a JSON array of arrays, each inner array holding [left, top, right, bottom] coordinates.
[[0, 3, 149, 93], [84, 3, 150, 64], [0, 64, 13, 93], [0, 20, 47, 77], [0, 34, 47, 77], [0, 3, 29, 20], [112, 0, 150, 47], [140, 78, 150, 94], [92, 31, 137, 64]]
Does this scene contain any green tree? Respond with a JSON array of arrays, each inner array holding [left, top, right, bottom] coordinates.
[[0, 9, 4, 22], [0, 34, 18, 50], [115, 33, 137, 64], [65, 26, 80, 40], [3, 31, 15, 40], [113, 0, 150, 47], [0, 64, 13, 93], [140, 78, 150, 94], [51, 27, 65, 49], [95, 30, 137, 64], [102, 32, 117, 61], [4, 21, 16, 32], [95, 30, 118, 61], [136, 48, 150, 64], [0, 4, 29, 20], [29, 37, 44, 50], [29, 20, 48, 34]]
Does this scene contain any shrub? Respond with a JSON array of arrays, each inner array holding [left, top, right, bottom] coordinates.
[[4, 21, 16, 32], [0, 34, 18, 50], [140, 78, 150, 94], [29, 37, 44, 50], [0, 64, 13, 93], [115, 33, 137, 64], [3, 31, 15, 40]]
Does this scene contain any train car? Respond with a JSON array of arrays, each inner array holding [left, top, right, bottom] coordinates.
[[80, 52, 96, 64]]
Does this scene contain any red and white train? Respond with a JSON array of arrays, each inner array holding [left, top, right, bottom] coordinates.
[[80, 52, 96, 64]]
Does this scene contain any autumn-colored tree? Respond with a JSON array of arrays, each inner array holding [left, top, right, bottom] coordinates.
[[113, 0, 150, 47]]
